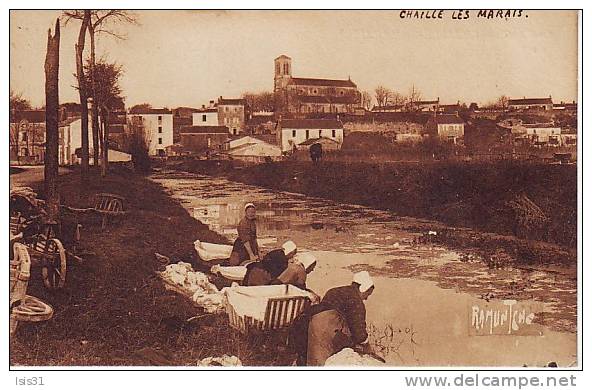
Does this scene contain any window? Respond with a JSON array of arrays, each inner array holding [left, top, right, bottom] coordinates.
[[276, 63, 280, 74], [292, 130, 296, 138], [202, 114, 207, 122], [332, 129, 336, 138], [158, 126, 162, 133], [305, 130, 309, 139], [158, 138, 162, 145], [225, 107, 229, 112], [158, 115, 162, 123]]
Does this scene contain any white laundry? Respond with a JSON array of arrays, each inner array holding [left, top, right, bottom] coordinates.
[[324, 348, 384, 366], [198, 355, 242, 366], [161, 262, 224, 312]]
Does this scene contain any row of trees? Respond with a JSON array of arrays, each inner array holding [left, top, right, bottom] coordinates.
[[63, 10, 137, 180], [371, 85, 423, 109], [41, 11, 136, 222]]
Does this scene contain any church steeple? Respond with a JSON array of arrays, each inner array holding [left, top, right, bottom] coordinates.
[[274, 55, 292, 93]]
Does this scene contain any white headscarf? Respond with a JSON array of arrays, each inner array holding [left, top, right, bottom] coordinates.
[[244, 203, 256, 211], [353, 271, 374, 293], [294, 252, 317, 270], [281, 240, 297, 256]]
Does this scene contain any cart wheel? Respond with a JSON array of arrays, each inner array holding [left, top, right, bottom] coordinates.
[[12, 295, 54, 322], [41, 238, 67, 289]]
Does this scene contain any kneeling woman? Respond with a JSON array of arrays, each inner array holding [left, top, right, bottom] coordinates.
[[291, 271, 375, 366], [242, 240, 297, 286]]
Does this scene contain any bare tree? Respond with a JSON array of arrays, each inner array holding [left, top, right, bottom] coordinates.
[[361, 91, 373, 110], [84, 59, 124, 177], [64, 10, 138, 169], [374, 86, 392, 108], [44, 19, 60, 221], [71, 10, 91, 181], [496, 95, 509, 110], [390, 92, 407, 106], [10, 90, 33, 111]]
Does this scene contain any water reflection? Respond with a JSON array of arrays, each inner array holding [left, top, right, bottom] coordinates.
[[151, 170, 577, 366]]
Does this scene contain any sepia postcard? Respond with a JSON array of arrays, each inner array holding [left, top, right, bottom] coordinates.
[[8, 8, 582, 380]]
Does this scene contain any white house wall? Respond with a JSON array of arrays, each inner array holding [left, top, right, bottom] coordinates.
[[132, 114, 173, 155], [280, 128, 343, 152], [192, 111, 219, 126]]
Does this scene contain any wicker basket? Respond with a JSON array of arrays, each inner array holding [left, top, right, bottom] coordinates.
[[225, 285, 311, 334]]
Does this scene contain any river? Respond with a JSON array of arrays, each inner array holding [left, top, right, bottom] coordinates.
[[151, 170, 577, 367]]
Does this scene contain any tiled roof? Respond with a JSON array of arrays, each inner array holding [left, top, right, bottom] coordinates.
[[195, 108, 218, 113], [129, 107, 172, 115], [179, 125, 229, 134], [508, 98, 553, 106], [429, 114, 465, 125], [280, 119, 343, 129], [413, 100, 439, 105], [289, 77, 357, 88], [10, 110, 45, 124], [297, 95, 359, 104], [218, 98, 245, 106]]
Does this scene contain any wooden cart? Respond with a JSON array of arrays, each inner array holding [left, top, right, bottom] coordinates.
[[10, 189, 78, 290], [10, 243, 54, 335]]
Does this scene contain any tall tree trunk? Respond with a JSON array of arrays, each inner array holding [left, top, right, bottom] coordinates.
[[101, 107, 110, 177], [76, 10, 90, 181], [44, 19, 60, 222], [89, 24, 100, 168]]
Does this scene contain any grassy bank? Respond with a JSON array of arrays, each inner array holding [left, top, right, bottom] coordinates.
[[10, 167, 293, 366], [177, 160, 577, 265]]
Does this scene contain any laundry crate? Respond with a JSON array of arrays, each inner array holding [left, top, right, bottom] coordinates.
[[225, 285, 311, 334]]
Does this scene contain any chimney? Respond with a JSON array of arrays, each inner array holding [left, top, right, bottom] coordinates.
[[202, 104, 205, 109]]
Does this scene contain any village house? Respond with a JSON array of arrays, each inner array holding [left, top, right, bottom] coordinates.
[[371, 104, 405, 113], [524, 124, 562, 146], [10, 110, 46, 164], [192, 106, 219, 127], [217, 97, 245, 135], [172, 107, 199, 143], [553, 100, 578, 112], [179, 125, 229, 154], [425, 114, 465, 144], [276, 118, 344, 153], [221, 134, 282, 163], [508, 97, 554, 111], [408, 99, 440, 112], [273, 55, 361, 116], [128, 107, 174, 156], [245, 112, 275, 134]]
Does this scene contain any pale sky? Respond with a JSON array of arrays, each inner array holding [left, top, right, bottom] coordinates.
[[10, 10, 579, 109]]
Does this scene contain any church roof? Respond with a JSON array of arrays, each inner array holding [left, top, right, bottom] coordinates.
[[280, 119, 343, 129], [297, 95, 359, 104], [288, 77, 357, 88]]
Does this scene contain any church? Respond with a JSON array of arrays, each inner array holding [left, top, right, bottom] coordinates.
[[273, 55, 362, 116]]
